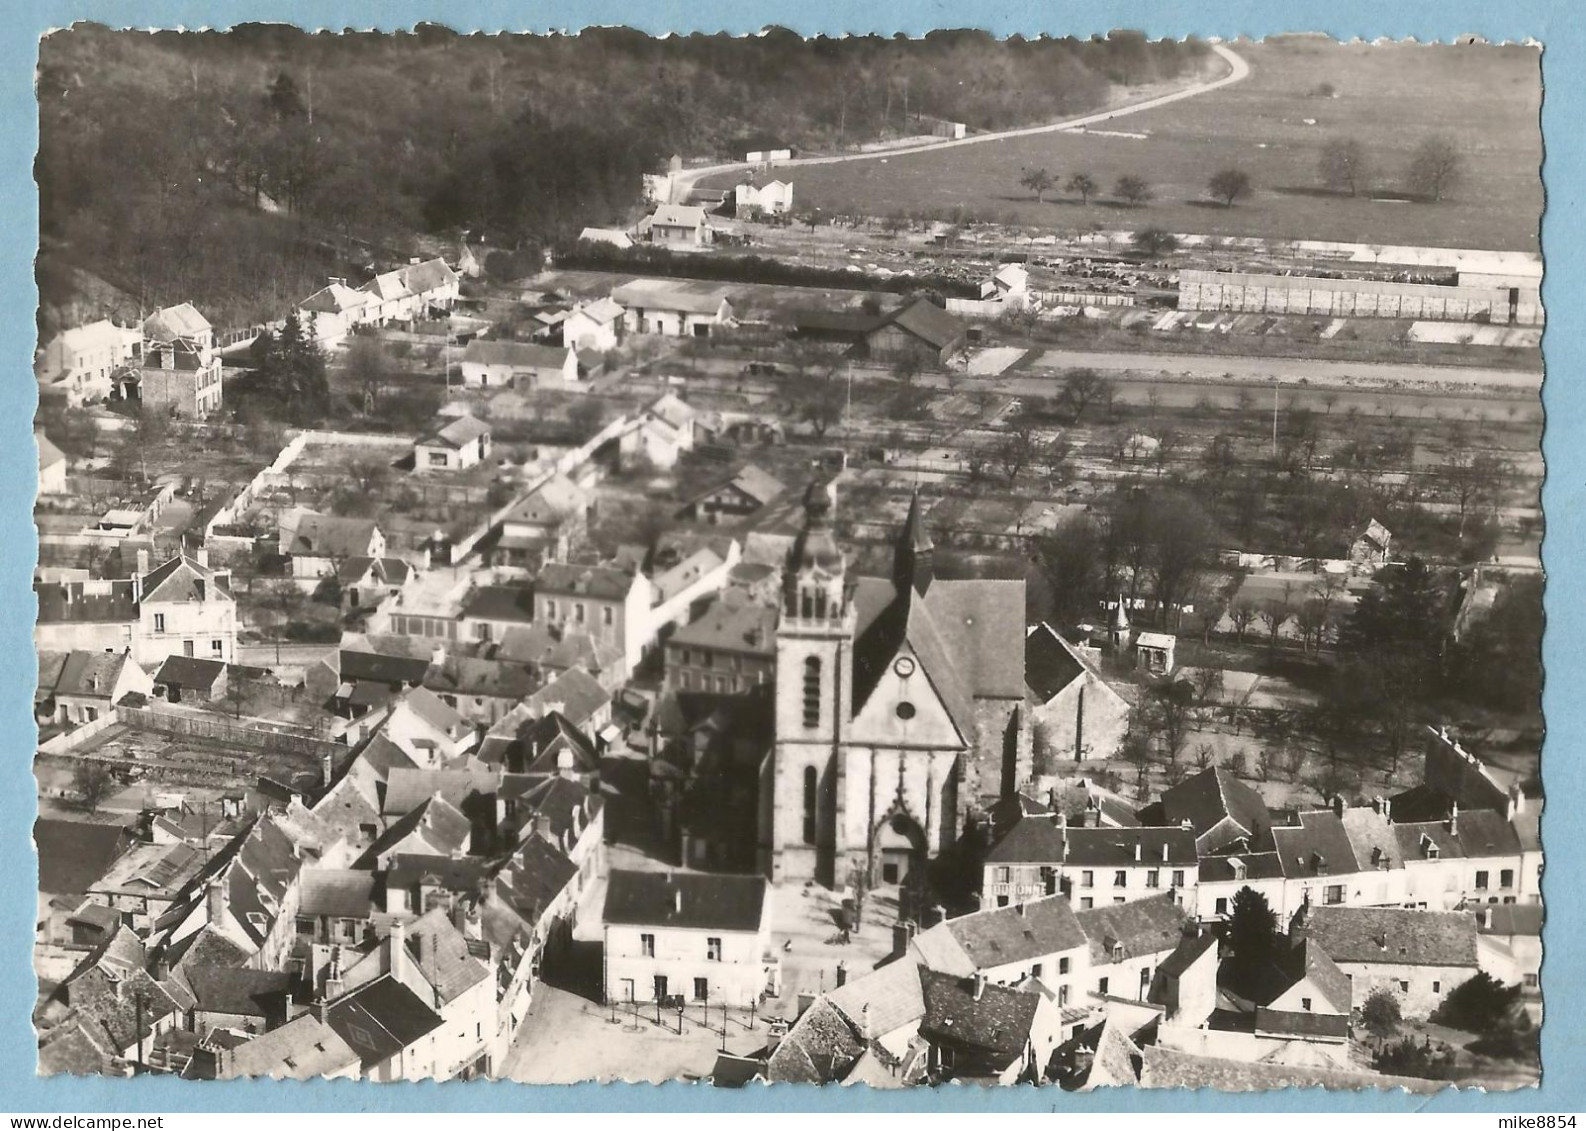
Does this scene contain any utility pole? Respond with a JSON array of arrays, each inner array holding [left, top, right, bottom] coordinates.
[[1271, 382, 1279, 458]]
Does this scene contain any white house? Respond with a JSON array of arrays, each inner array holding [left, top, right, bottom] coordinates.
[[37, 432, 68, 495], [399, 258, 462, 314], [562, 298, 625, 353], [280, 510, 386, 580], [384, 686, 478, 767], [297, 280, 374, 347], [135, 552, 238, 666], [1025, 624, 1131, 765], [1292, 904, 1480, 1019], [980, 263, 1030, 304], [36, 648, 153, 725], [611, 280, 735, 338], [414, 415, 492, 472], [602, 870, 777, 1008], [644, 204, 712, 248], [460, 340, 578, 389], [35, 319, 141, 407], [734, 177, 794, 217], [359, 271, 422, 326], [578, 226, 634, 250]]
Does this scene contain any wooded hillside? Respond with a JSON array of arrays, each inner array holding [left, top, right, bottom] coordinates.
[[37, 25, 1209, 332]]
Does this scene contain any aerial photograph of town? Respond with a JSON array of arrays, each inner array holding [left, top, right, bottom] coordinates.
[[30, 25, 1543, 1092]]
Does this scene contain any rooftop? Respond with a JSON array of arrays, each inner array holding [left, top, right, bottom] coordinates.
[[602, 869, 767, 933]]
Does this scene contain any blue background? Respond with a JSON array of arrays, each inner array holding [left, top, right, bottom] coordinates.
[[4, 0, 1574, 1112]]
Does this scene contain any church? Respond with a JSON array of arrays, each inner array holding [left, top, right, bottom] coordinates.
[[759, 480, 1028, 889]]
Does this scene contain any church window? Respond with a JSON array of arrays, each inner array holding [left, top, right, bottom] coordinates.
[[895, 702, 916, 721], [802, 657, 821, 728], [802, 766, 818, 844]]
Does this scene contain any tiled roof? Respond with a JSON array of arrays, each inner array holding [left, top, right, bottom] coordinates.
[[942, 895, 1087, 970], [602, 869, 767, 933], [423, 415, 491, 449], [37, 431, 65, 471], [1272, 810, 1362, 880], [381, 766, 499, 818], [299, 282, 371, 315], [826, 957, 926, 1040], [1064, 826, 1198, 867], [504, 474, 587, 527], [1075, 894, 1190, 965], [669, 597, 777, 657], [612, 279, 734, 315], [152, 654, 227, 690], [462, 583, 537, 623], [536, 561, 635, 602], [1024, 623, 1087, 701], [1301, 905, 1479, 968], [398, 258, 459, 297], [422, 655, 537, 702], [143, 302, 211, 343], [1160, 767, 1270, 851], [287, 513, 380, 560], [985, 815, 1067, 864], [141, 553, 233, 605], [55, 650, 131, 698], [397, 907, 491, 1004], [918, 968, 1038, 1073], [1154, 930, 1218, 981], [1197, 851, 1285, 884], [462, 339, 570, 369], [298, 868, 378, 920], [877, 298, 965, 350], [325, 975, 444, 1067], [1476, 903, 1543, 936], [34, 579, 138, 625], [186, 966, 296, 1017], [523, 667, 610, 727], [223, 1012, 359, 1080]]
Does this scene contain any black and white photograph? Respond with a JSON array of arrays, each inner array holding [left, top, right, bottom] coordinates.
[[30, 25, 1544, 1091]]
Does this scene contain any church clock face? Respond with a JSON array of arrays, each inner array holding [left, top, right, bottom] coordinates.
[[893, 656, 916, 678]]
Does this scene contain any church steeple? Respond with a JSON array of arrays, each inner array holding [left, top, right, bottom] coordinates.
[[785, 478, 847, 620], [893, 490, 934, 597]]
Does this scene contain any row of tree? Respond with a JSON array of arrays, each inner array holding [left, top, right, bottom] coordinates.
[[1318, 134, 1465, 201]]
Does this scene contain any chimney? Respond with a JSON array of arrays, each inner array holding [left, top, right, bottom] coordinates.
[[151, 957, 169, 982], [859, 1003, 872, 1042], [534, 813, 553, 843], [206, 880, 225, 926], [1332, 795, 1345, 817], [972, 973, 987, 1002], [892, 920, 917, 958], [674, 887, 684, 915], [1381, 797, 1392, 823], [390, 919, 410, 983], [1015, 901, 1026, 917], [321, 753, 334, 788], [835, 961, 848, 988], [1508, 785, 1525, 819], [1133, 841, 1142, 862], [137, 549, 150, 577], [195, 546, 209, 568], [431, 643, 448, 667], [1160, 842, 1170, 863], [1481, 907, 1494, 929], [557, 748, 577, 780], [1448, 801, 1459, 837]]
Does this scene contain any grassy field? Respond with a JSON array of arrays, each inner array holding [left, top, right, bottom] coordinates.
[[787, 37, 1542, 251]]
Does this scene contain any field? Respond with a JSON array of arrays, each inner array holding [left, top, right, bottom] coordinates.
[[782, 38, 1542, 251]]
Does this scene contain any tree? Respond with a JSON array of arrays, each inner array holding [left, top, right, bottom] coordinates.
[[1019, 166, 1055, 203], [994, 422, 1039, 488], [1114, 174, 1152, 206], [1359, 988, 1402, 1043], [791, 364, 845, 439], [1065, 172, 1097, 205], [1228, 886, 1278, 963], [1059, 368, 1112, 422], [345, 336, 390, 415], [1208, 167, 1252, 208], [1406, 135, 1463, 202], [1131, 227, 1178, 257], [1444, 450, 1509, 540], [568, 397, 607, 439], [262, 578, 305, 663], [1431, 972, 1523, 1034], [1318, 136, 1370, 197], [257, 311, 331, 424], [73, 759, 117, 815]]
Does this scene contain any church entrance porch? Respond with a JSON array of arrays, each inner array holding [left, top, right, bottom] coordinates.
[[873, 813, 927, 888]]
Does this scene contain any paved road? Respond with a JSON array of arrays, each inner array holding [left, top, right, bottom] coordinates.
[[674, 43, 1250, 196]]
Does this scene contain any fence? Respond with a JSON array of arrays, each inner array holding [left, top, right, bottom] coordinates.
[[37, 708, 124, 756], [117, 705, 341, 760]]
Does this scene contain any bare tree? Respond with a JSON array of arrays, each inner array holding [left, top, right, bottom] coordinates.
[[1019, 166, 1056, 203], [1208, 167, 1252, 207], [1059, 368, 1111, 423], [73, 759, 118, 815], [1318, 137, 1371, 197], [1065, 171, 1097, 205], [1114, 174, 1152, 206], [1227, 597, 1259, 643], [1406, 135, 1463, 202]]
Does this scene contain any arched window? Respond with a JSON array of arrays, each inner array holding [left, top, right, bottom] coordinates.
[[802, 766, 818, 844], [802, 656, 822, 729]]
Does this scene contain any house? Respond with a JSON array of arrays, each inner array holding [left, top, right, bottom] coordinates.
[[34, 577, 138, 655], [355, 793, 473, 868], [1291, 904, 1480, 1018], [601, 870, 777, 1008], [459, 583, 537, 645], [38, 431, 68, 494], [398, 257, 462, 314], [910, 894, 1088, 1001], [1269, 808, 1365, 917], [495, 624, 623, 691], [35, 319, 141, 406], [645, 204, 712, 248], [535, 561, 652, 678], [982, 819, 1197, 912], [306, 641, 432, 718], [1072, 895, 1195, 1003], [1150, 929, 1220, 1030], [1394, 807, 1526, 911], [208, 1011, 360, 1080], [359, 270, 421, 325], [338, 555, 417, 613], [150, 654, 229, 703], [185, 966, 296, 1039], [1149, 766, 1271, 856], [87, 841, 210, 931], [863, 298, 967, 364], [1473, 903, 1542, 999], [323, 974, 446, 1082], [36, 648, 152, 725], [734, 177, 794, 217], [477, 710, 599, 778], [281, 511, 386, 580], [521, 667, 613, 732], [611, 279, 736, 338], [980, 263, 1030, 304], [135, 308, 223, 418], [917, 969, 1061, 1085], [578, 226, 634, 250], [459, 340, 578, 389], [1025, 624, 1131, 766], [296, 280, 374, 347], [136, 552, 238, 666], [482, 833, 583, 1039], [1223, 937, 1353, 1047], [414, 415, 492, 472], [562, 297, 625, 353], [1351, 519, 1393, 569], [665, 596, 777, 694], [421, 650, 538, 726], [677, 465, 785, 525], [384, 686, 478, 767], [294, 868, 378, 947], [492, 475, 591, 567], [1196, 852, 1287, 921], [764, 957, 928, 1086]]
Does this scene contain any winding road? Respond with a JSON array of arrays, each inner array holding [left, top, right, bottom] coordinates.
[[673, 42, 1251, 198]]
